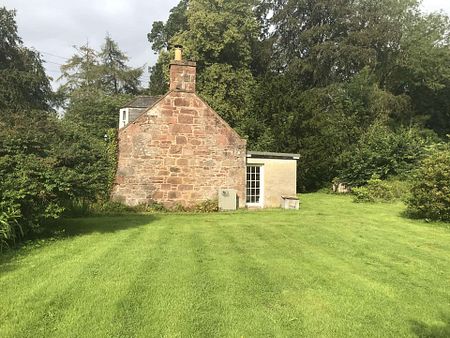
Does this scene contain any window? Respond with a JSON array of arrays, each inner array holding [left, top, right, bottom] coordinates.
[[120, 109, 128, 128], [246, 165, 263, 206]]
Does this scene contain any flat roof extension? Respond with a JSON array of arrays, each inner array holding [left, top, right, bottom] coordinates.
[[247, 151, 300, 160]]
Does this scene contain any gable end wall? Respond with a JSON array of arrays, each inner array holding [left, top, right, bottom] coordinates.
[[111, 91, 247, 207]]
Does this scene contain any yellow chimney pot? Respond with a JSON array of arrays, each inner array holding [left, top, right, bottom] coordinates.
[[174, 45, 183, 61]]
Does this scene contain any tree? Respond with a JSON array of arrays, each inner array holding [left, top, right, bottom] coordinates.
[[63, 87, 131, 136], [59, 36, 142, 96], [0, 7, 52, 114], [0, 9, 127, 248], [99, 35, 143, 95], [147, 0, 189, 95], [173, 0, 259, 69], [265, 0, 420, 87], [148, 0, 261, 130], [58, 36, 141, 135], [58, 43, 101, 95], [147, 0, 189, 53], [148, 51, 171, 95], [386, 12, 450, 136]]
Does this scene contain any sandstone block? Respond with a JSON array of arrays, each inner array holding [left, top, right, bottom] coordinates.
[[176, 136, 187, 144], [168, 191, 178, 199], [178, 115, 193, 124], [167, 177, 182, 184]]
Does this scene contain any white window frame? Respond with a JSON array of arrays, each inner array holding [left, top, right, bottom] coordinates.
[[119, 108, 129, 128], [246, 164, 264, 207]]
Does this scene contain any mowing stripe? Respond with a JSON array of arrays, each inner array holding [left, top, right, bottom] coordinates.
[[2, 220, 148, 338]]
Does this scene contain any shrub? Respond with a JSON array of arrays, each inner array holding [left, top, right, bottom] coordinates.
[[147, 202, 168, 213], [133, 202, 168, 213], [194, 199, 219, 213], [339, 123, 430, 186], [406, 144, 450, 221], [0, 205, 22, 251], [89, 201, 135, 215], [172, 203, 187, 213], [353, 176, 410, 203], [0, 116, 113, 245]]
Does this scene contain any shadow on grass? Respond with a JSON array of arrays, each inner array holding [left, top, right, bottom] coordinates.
[[399, 209, 450, 230], [410, 314, 450, 338], [0, 214, 159, 269], [59, 214, 159, 237]]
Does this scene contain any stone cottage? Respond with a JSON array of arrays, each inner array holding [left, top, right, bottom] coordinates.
[[112, 48, 299, 208]]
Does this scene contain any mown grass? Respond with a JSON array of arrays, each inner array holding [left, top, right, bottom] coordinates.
[[1, 193, 449, 337]]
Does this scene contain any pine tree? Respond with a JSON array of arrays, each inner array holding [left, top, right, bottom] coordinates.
[[99, 35, 142, 95]]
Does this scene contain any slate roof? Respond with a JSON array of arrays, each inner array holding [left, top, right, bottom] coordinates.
[[122, 96, 163, 108]]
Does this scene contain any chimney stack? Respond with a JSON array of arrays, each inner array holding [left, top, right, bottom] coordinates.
[[169, 45, 196, 92]]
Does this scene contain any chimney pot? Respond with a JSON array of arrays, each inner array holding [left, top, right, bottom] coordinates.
[[174, 45, 183, 61]]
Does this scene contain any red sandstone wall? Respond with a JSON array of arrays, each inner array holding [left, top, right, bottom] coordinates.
[[111, 91, 247, 207]]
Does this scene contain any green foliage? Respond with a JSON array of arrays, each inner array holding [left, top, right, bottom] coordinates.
[[338, 123, 429, 187], [59, 36, 140, 139], [0, 7, 51, 114], [194, 199, 219, 213], [252, 71, 414, 191], [0, 116, 112, 244], [146, 202, 169, 213], [63, 88, 131, 137], [0, 8, 126, 247], [58, 44, 100, 94], [198, 64, 255, 129], [352, 176, 411, 203], [387, 12, 450, 136], [406, 143, 450, 221], [0, 205, 22, 251], [99, 35, 143, 95], [148, 51, 170, 95], [58, 36, 142, 96], [147, 0, 189, 53], [105, 128, 118, 194], [266, 0, 419, 86], [148, 0, 260, 129], [175, 0, 259, 69]]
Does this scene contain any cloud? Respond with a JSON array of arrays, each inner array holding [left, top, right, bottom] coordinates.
[[421, 0, 450, 14], [3, 0, 180, 87]]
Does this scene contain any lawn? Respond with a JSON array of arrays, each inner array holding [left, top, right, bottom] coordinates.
[[1, 193, 449, 337]]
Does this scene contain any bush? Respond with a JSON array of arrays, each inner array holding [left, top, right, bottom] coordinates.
[[134, 202, 168, 213], [0, 116, 113, 246], [64, 200, 136, 217], [63, 199, 221, 217], [339, 123, 430, 187], [0, 205, 22, 251], [353, 176, 410, 203], [194, 199, 219, 213], [406, 144, 450, 221]]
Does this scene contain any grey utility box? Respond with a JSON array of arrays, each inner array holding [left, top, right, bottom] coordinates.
[[218, 189, 238, 211]]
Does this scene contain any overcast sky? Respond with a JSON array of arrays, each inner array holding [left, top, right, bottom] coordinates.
[[3, 0, 450, 89]]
